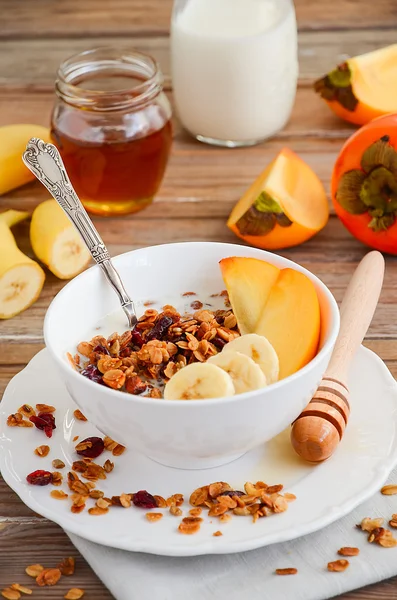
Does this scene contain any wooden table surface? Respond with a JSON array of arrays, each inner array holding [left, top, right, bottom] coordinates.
[[1, 0, 397, 597]]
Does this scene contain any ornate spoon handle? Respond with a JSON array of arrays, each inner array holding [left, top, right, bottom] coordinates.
[[23, 138, 137, 328]]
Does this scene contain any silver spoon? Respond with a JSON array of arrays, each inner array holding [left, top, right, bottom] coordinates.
[[22, 137, 138, 329]]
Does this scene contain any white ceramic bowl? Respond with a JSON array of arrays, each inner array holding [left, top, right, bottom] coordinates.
[[44, 242, 340, 469]]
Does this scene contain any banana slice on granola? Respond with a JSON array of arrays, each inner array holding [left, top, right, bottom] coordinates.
[[208, 351, 267, 394], [164, 362, 235, 400], [222, 333, 279, 384]]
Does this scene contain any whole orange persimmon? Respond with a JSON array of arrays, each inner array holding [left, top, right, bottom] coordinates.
[[332, 113, 397, 254]]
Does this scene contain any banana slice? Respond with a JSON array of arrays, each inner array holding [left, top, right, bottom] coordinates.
[[208, 351, 267, 394], [164, 363, 235, 400], [30, 199, 91, 280], [0, 211, 45, 319], [222, 333, 279, 384]]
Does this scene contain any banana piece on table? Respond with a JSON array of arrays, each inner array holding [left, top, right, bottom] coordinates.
[[30, 199, 91, 280], [0, 210, 45, 319], [222, 333, 279, 384], [164, 362, 235, 400], [208, 351, 267, 394]]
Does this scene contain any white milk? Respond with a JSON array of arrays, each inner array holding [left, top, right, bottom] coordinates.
[[171, 0, 298, 145]]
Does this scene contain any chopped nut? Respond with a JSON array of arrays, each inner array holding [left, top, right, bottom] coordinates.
[[71, 503, 86, 514], [52, 459, 65, 469], [36, 568, 62, 586], [170, 505, 183, 517], [73, 435, 79, 442], [65, 589, 85, 600], [275, 568, 298, 576], [146, 512, 163, 522], [1, 589, 21, 600], [96, 498, 111, 509], [327, 560, 349, 572], [213, 531, 223, 537], [338, 547, 360, 557], [381, 484, 397, 495], [34, 445, 50, 457], [112, 443, 126, 456], [51, 471, 63, 486], [358, 517, 384, 532], [36, 404, 56, 413], [50, 490, 68, 500], [73, 409, 87, 421], [25, 564, 44, 578], [58, 557, 75, 576], [389, 518, 397, 529], [103, 459, 114, 473], [10, 584, 32, 595], [273, 496, 288, 513], [119, 493, 132, 508], [233, 507, 251, 516]]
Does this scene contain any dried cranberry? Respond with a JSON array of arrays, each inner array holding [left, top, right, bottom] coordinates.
[[81, 364, 104, 384], [30, 413, 56, 438], [219, 490, 245, 498], [76, 436, 105, 459], [212, 335, 227, 350], [93, 344, 110, 355], [130, 327, 144, 348], [146, 316, 173, 342], [26, 470, 53, 486], [133, 490, 157, 509]]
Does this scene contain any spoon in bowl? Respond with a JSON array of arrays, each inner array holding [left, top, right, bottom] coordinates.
[[22, 137, 138, 329]]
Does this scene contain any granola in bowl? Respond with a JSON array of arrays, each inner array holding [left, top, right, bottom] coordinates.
[[70, 294, 241, 399]]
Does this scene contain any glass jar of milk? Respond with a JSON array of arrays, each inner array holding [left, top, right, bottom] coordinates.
[[171, 0, 298, 147]]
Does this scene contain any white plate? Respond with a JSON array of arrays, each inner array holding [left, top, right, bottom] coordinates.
[[1, 347, 397, 557]]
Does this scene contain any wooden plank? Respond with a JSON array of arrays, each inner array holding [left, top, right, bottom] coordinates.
[[0, 521, 113, 598], [0, 521, 397, 600], [1, 29, 396, 89], [1, 0, 397, 38]]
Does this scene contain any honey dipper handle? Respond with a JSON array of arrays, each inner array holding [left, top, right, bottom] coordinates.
[[325, 251, 385, 383]]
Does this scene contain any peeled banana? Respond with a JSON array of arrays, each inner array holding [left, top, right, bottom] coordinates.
[[164, 362, 235, 400], [30, 199, 91, 279], [208, 351, 267, 394], [0, 210, 45, 319], [222, 333, 279, 384], [0, 124, 51, 195]]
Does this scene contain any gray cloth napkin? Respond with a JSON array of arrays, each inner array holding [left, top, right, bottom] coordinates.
[[67, 468, 397, 600]]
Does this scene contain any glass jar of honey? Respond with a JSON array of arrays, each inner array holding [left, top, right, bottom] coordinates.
[[51, 47, 172, 216]]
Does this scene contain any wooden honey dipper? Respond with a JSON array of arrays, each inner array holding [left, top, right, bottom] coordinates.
[[291, 250, 385, 463]]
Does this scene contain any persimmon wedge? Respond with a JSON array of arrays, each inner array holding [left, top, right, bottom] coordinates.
[[227, 148, 329, 250], [219, 257, 280, 334], [315, 45, 397, 126], [255, 268, 321, 380]]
